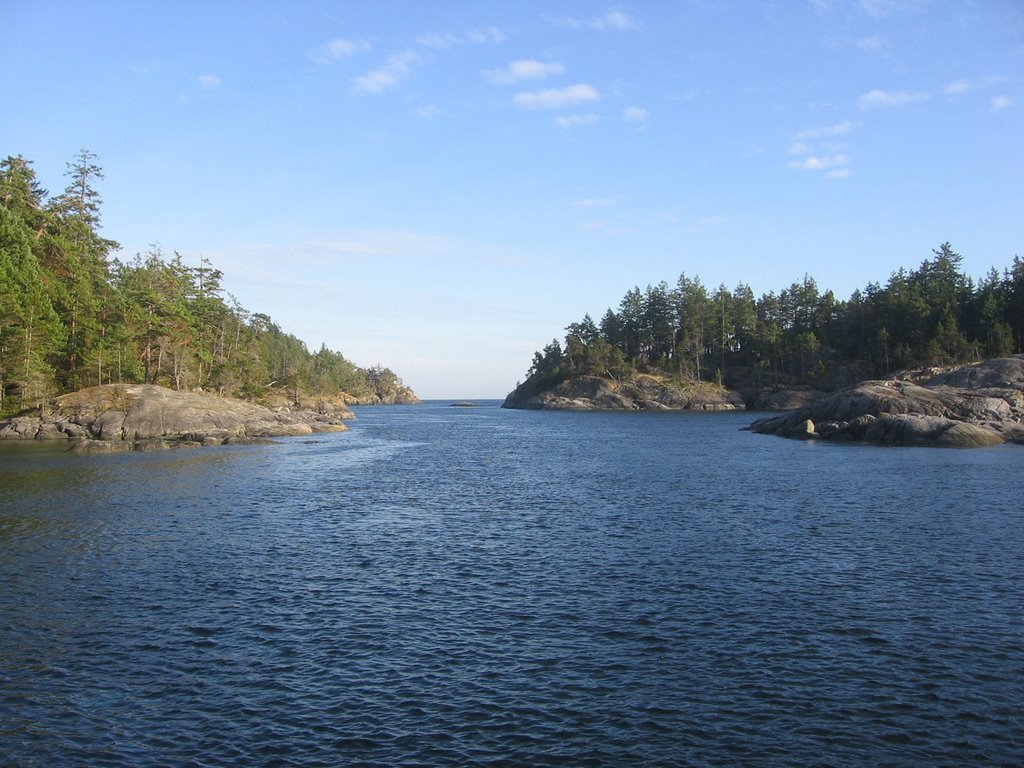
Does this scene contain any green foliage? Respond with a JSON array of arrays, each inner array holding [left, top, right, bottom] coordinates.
[[0, 152, 405, 415], [0, 206, 64, 408], [518, 242, 1024, 394]]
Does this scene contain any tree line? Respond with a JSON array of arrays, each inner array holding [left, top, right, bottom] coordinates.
[[523, 243, 1023, 395], [0, 151, 403, 414]]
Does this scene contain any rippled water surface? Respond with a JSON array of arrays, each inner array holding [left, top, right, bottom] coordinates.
[[1, 403, 1022, 766]]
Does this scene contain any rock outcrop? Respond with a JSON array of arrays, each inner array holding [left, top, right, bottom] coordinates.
[[342, 382, 420, 405], [503, 373, 745, 412], [259, 388, 357, 422], [749, 387, 825, 411], [0, 384, 351, 451], [747, 356, 1024, 447]]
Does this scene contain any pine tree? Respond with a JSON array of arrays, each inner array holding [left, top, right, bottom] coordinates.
[[0, 206, 64, 409]]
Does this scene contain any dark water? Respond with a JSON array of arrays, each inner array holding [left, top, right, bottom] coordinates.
[[1, 403, 1022, 767]]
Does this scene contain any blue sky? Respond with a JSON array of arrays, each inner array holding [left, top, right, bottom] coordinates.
[[2, 1, 1022, 398]]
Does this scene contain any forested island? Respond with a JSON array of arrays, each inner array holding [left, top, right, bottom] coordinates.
[[503, 244, 1024, 446], [0, 151, 418, 426]]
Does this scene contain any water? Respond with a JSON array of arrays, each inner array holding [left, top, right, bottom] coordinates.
[[1, 402, 1022, 767]]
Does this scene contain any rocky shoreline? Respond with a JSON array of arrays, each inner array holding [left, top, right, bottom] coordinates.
[[0, 384, 355, 452], [502, 373, 745, 411], [747, 357, 1024, 448], [341, 387, 421, 406]]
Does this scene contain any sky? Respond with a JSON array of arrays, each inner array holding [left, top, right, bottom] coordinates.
[[2, 0, 1022, 398]]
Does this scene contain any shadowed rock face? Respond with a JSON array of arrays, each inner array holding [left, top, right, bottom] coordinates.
[[748, 357, 1024, 448], [503, 374, 745, 412], [0, 384, 351, 450]]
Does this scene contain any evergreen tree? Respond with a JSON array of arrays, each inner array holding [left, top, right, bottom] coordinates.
[[675, 273, 708, 380], [0, 206, 64, 408]]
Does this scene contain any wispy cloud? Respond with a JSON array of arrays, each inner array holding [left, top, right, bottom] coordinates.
[[623, 106, 650, 124], [549, 9, 636, 31], [581, 218, 627, 235], [858, 0, 925, 18], [555, 114, 600, 129], [418, 27, 505, 49], [309, 37, 372, 64], [858, 88, 928, 110], [788, 153, 851, 174], [244, 232, 460, 262], [788, 120, 856, 178], [485, 59, 564, 85], [990, 95, 1012, 113], [198, 74, 222, 89], [464, 27, 506, 44], [354, 51, 422, 94], [514, 83, 600, 110], [794, 120, 858, 141], [944, 76, 1013, 98], [573, 196, 623, 208], [856, 34, 886, 52], [944, 79, 972, 96], [416, 104, 442, 119], [813, 0, 924, 18]]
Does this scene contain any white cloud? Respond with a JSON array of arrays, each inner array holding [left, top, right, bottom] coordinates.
[[485, 59, 564, 85], [555, 114, 600, 129], [789, 121, 857, 172], [945, 76, 1013, 99], [550, 9, 636, 31], [573, 196, 623, 208], [858, 88, 928, 110], [354, 51, 421, 93], [944, 79, 972, 96], [465, 27, 506, 44], [623, 106, 650, 123], [788, 153, 850, 172], [990, 96, 1012, 113], [309, 37, 371, 64], [198, 74, 222, 89], [795, 120, 857, 140], [417, 32, 460, 50], [598, 10, 635, 30], [514, 83, 600, 110], [418, 27, 505, 49]]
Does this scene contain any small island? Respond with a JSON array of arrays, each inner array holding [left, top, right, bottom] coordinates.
[[504, 372, 743, 411], [501, 245, 1024, 446]]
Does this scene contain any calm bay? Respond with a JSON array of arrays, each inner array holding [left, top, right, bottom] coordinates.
[[1, 403, 1022, 766]]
